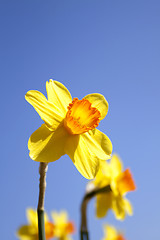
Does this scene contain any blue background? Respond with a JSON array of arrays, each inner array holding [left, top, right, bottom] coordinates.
[[1, 0, 160, 239]]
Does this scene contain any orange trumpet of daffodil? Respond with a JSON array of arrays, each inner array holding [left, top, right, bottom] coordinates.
[[25, 80, 112, 179], [92, 154, 136, 220], [102, 224, 126, 240], [16, 208, 54, 240], [51, 210, 75, 240]]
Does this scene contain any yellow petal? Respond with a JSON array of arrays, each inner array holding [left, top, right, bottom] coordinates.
[[123, 198, 133, 216], [93, 162, 111, 188], [17, 225, 37, 240], [26, 209, 38, 226], [51, 211, 68, 225], [65, 134, 100, 179], [28, 124, 68, 162], [96, 192, 112, 218], [84, 93, 108, 120], [25, 90, 63, 130], [46, 80, 72, 113], [110, 154, 123, 178], [51, 211, 72, 239], [105, 225, 117, 239], [112, 195, 126, 220], [83, 129, 112, 160], [99, 160, 112, 177], [65, 129, 112, 179]]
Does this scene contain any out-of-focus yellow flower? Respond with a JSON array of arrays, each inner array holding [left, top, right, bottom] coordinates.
[[102, 224, 126, 240], [25, 80, 112, 179], [17, 208, 54, 240], [93, 154, 136, 220], [51, 211, 75, 240]]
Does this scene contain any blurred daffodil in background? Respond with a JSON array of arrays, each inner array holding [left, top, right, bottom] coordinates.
[[17, 208, 54, 240], [25, 80, 112, 179], [92, 154, 136, 220], [102, 224, 125, 240], [51, 210, 75, 240]]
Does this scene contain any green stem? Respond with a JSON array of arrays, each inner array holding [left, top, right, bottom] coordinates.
[[38, 209, 46, 240], [80, 230, 89, 240], [37, 162, 48, 240], [80, 185, 111, 240]]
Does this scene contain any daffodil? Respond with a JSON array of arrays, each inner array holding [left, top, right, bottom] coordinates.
[[25, 80, 112, 179], [102, 224, 125, 240], [51, 211, 75, 240], [17, 208, 54, 240], [92, 154, 136, 220]]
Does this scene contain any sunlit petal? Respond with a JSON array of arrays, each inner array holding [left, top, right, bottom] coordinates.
[[25, 90, 63, 130], [84, 93, 108, 120], [65, 134, 100, 179], [123, 198, 133, 216], [83, 129, 112, 160], [110, 154, 123, 178], [46, 80, 72, 114], [28, 124, 68, 162]]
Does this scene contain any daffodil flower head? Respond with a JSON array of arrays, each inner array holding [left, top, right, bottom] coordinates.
[[16, 208, 54, 240], [92, 154, 136, 220], [102, 224, 126, 240], [25, 80, 112, 179], [51, 210, 75, 240]]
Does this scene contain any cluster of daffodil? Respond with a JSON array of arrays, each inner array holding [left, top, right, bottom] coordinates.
[[17, 208, 75, 240], [17, 80, 136, 240]]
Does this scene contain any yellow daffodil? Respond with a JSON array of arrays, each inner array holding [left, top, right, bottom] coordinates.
[[25, 80, 112, 179], [51, 210, 75, 240], [17, 208, 54, 240], [92, 154, 136, 220], [102, 224, 125, 240]]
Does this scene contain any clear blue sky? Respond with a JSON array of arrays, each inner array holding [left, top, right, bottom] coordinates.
[[1, 0, 160, 239]]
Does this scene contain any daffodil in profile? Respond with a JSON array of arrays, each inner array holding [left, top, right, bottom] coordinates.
[[17, 208, 54, 240], [51, 210, 75, 240], [92, 154, 136, 220], [25, 80, 112, 179], [102, 224, 126, 240]]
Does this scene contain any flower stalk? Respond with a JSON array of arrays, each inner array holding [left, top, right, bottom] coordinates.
[[80, 185, 111, 240], [37, 162, 48, 240]]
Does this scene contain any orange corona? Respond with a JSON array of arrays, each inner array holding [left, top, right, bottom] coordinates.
[[64, 98, 101, 135], [45, 222, 55, 239], [66, 221, 75, 234], [117, 168, 136, 195], [117, 235, 126, 240]]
